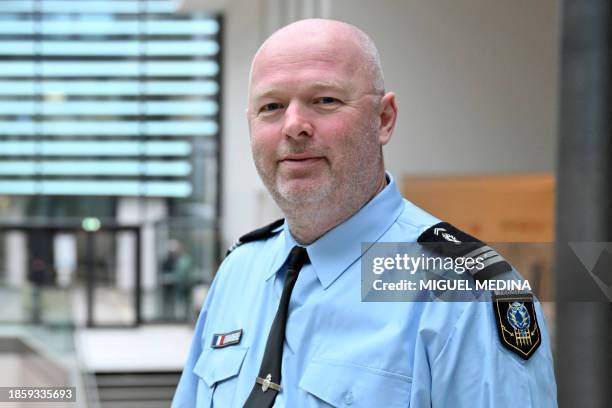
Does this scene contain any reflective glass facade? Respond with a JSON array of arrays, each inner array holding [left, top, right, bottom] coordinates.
[[0, 0, 220, 198], [0, 0, 222, 325]]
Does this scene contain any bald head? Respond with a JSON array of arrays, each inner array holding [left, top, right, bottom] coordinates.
[[249, 19, 385, 96], [246, 19, 398, 244]]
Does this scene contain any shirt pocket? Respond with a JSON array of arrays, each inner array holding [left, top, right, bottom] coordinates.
[[298, 358, 412, 408], [193, 346, 249, 407]]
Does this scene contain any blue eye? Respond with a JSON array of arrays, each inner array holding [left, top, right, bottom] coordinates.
[[260, 103, 283, 113], [316, 97, 338, 104]]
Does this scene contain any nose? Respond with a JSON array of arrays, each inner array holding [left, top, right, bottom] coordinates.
[[282, 101, 313, 139]]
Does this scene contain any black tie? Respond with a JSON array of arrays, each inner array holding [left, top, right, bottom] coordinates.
[[243, 246, 310, 408]]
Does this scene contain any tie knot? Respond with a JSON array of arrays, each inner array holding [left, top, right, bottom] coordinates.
[[287, 246, 309, 271]]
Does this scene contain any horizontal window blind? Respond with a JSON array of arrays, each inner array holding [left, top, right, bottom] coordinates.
[[0, 0, 221, 198]]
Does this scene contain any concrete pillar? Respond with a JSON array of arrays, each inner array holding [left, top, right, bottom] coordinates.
[[4, 231, 27, 286], [53, 233, 77, 288], [556, 1, 612, 407], [116, 232, 136, 291], [116, 198, 166, 291]]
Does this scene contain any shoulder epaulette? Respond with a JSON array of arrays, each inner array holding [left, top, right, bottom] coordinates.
[[417, 221, 512, 283], [419, 222, 541, 360], [226, 218, 285, 256]]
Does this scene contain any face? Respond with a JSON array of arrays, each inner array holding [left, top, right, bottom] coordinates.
[[248, 28, 394, 210]]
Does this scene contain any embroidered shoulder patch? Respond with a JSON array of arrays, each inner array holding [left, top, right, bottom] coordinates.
[[211, 329, 243, 348], [492, 294, 541, 360]]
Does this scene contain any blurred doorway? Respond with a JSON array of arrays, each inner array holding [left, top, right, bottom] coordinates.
[[0, 224, 142, 328]]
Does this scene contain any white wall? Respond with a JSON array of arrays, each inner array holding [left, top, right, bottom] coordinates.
[[221, 0, 270, 249], [219, 0, 559, 247], [332, 0, 559, 176]]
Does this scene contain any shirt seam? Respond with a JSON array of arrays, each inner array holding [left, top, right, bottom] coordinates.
[[313, 357, 413, 383]]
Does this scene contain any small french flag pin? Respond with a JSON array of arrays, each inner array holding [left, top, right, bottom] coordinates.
[[211, 329, 243, 348]]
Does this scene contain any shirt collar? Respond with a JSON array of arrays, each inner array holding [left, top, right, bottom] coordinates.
[[264, 172, 405, 289]]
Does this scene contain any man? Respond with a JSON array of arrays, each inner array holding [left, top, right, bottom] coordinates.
[[173, 19, 557, 407]]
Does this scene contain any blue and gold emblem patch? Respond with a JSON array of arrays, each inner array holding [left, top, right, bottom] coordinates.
[[492, 294, 541, 360]]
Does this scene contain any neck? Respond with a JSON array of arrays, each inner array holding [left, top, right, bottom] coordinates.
[[284, 171, 388, 245]]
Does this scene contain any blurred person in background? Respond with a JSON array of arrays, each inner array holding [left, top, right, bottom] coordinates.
[[27, 258, 54, 323], [161, 239, 194, 320]]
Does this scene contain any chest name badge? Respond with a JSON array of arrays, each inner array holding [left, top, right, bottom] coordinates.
[[492, 294, 541, 360], [211, 329, 243, 348]]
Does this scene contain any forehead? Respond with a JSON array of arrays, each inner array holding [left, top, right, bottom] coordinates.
[[249, 34, 369, 98]]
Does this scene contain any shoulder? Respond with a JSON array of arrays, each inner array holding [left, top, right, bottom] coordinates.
[[205, 219, 286, 306], [395, 198, 441, 234], [215, 218, 285, 281], [416, 221, 513, 283], [416, 221, 548, 362], [225, 218, 285, 256], [211, 218, 285, 285]]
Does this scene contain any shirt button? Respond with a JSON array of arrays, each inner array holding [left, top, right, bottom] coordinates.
[[344, 391, 354, 405]]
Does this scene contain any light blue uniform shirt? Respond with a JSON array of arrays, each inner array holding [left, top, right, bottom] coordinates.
[[173, 174, 557, 407]]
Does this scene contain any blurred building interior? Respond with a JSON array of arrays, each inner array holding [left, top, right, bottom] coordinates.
[[0, 0, 220, 406], [0, 0, 609, 407]]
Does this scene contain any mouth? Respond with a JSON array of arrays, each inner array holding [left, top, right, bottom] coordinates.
[[279, 154, 325, 169]]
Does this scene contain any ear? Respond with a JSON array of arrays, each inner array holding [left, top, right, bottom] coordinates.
[[377, 92, 397, 146], [246, 107, 254, 133]]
